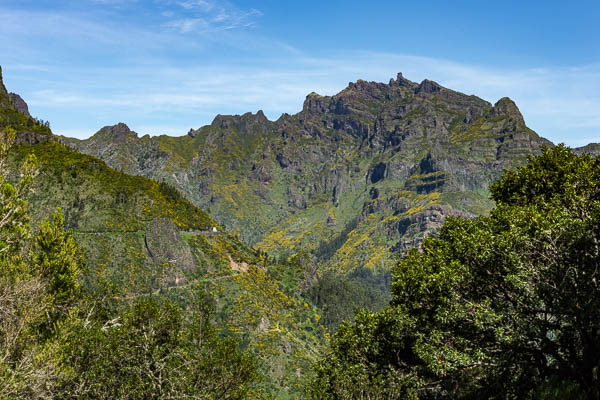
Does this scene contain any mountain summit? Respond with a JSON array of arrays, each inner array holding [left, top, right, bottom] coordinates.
[[63, 72, 552, 278]]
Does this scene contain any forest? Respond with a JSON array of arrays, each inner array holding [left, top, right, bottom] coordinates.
[[3, 116, 600, 399]]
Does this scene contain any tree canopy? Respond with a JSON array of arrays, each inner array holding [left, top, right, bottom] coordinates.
[[309, 145, 600, 399]]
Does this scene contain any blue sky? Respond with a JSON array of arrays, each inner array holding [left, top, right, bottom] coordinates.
[[0, 0, 599, 145]]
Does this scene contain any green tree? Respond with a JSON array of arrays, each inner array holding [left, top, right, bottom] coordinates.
[[0, 126, 65, 399], [309, 146, 600, 399], [58, 292, 263, 399], [32, 211, 81, 313], [0, 127, 36, 255]]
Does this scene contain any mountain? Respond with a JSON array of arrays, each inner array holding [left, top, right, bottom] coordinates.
[[62, 73, 553, 282], [0, 69, 327, 398], [574, 142, 600, 156], [0, 66, 51, 144]]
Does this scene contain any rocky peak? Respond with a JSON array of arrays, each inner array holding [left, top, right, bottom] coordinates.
[[211, 110, 270, 131], [302, 92, 329, 115], [95, 122, 138, 143], [8, 93, 30, 116], [490, 97, 525, 127], [390, 72, 418, 88], [0, 66, 6, 93], [574, 143, 600, 156], [415, 79, 443, 94], [0, 66, 12, 108], [0, 66, 31, 116]]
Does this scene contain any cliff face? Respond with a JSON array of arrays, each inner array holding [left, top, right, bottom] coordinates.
[[0, 67, 31, 116], [62, 72, 553, 275], [0, 66, 12, 109]]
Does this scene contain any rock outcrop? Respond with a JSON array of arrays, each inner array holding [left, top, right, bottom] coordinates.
[[8, 93, 30, 116], [63, 72, 553, 276], [145, 218, 195, 286], [0, 66, 13, 109]]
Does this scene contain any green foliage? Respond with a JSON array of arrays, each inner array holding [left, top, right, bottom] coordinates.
[[0, 127, 36, 255], [58, 294, 263, 399], [158, 180, 182, 202], [313, 217, 359, 261], [490, 143, 595, 207], [0, 125, 265, 398], [307, 308, 420, 399], [9, 140, 213, 232], [32, 211, 81, 307], [308, 270, 390, 331], [0, 107, 52, 136], [310, 146, 600, 399]]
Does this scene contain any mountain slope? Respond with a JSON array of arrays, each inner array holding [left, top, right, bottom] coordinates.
[[63, 73, 552, 278], [0, 70, 328, 398], [7, 140, 326, 399]]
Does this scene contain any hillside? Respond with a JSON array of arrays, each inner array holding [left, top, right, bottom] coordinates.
[[63, 73, 553, 282], [0, 69, 328, 398]]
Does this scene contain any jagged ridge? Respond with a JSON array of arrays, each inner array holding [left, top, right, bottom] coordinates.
[[61, 72, 553, 279]]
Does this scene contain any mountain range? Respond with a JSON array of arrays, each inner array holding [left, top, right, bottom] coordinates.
[[3, 64, 598, 397], [62, 72, 558, 283]]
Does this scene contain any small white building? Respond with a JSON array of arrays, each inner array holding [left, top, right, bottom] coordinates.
[[212, 226, 217, 233]]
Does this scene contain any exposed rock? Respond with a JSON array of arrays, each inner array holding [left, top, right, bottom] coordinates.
[[368, 162, 387, 184], [8, 93, 30, 116], [145, 218, 195, 285], [14, 131, 50, 145], [257, 316, 270, 332], [64, 72, 553, 277], [303, 92, 328, 115], [96, 122, 138, 143], [228, 254, 249, 273], [0, 66, 13, 108], [416, 79, 443, 94], [282, 340, 292, 354], [490, 97, 525, 127], [211, 110, 270, 132], [574, 143, 600, 156]]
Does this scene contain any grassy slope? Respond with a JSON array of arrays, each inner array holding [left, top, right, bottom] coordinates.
[[5, 139, 328, 398]]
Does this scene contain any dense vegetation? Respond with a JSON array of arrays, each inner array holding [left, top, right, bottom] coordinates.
[[309, 146, 600, 399], [2, 137, 332, 397], [0, 107, 52, 137], [5, 68, 599, 398], [0, 126, 265, 399]]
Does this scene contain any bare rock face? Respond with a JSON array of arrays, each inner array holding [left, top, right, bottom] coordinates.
[[0, 66, 12, 109], [96, 122, 138, 143], [211, 110, 270, 132], [145, 218, 195, 282], [490, 97, 525, 127], [574, 143, 600, 156], [415, 79, 442, 94], [14, 131, 50, 145], [0, 66, 31, 116], [8, 93, 30, 116]]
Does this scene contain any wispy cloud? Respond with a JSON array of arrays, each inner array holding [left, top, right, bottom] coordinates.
[[18, 53, 600, 145], [163, 0, 261, 34], [0, 3, 597, 145]]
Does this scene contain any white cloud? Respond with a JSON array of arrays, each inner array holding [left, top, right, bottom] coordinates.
[[0, 4, 597, 145], [19, 54, 600, 144], [164, 0, 261, 33], [178, 0, 212, 10]]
